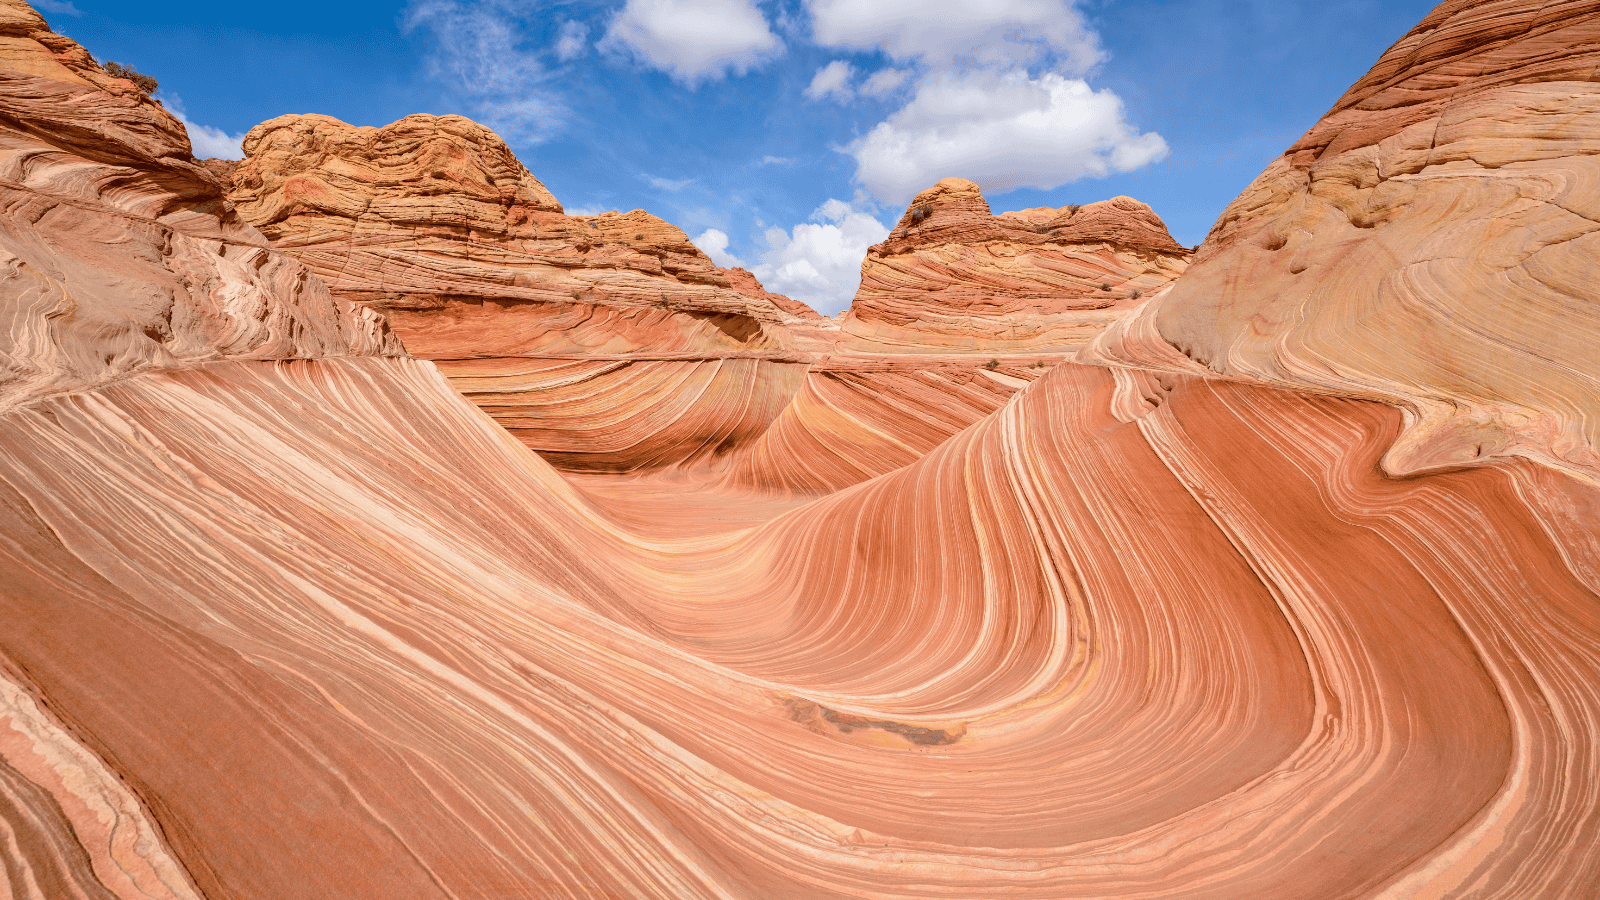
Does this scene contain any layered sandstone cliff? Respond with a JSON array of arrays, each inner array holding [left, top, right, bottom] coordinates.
[[223, 113, 817, 469], [1084, 0, 1600, 483], [0, 2, 1598, 899], [226, 113, 812, 354], [0, 4, 396, 417], [839, 178, 1190, 353]]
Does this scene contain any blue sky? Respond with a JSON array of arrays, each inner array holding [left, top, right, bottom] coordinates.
[[41, 0, 1440, 314]]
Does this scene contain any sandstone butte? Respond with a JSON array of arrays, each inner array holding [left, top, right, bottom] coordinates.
[[838, 177, 1191, 354], [0, 0, 1598, 898]]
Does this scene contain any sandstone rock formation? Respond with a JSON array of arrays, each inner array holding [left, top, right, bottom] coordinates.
[[839, 178, 1190, 353], [1, 1, 1599, 899], [0, 3, 396, 418], [223, 112, 818, 469], [1083, 0, 1600, 483], [225, 113, 811, 348]]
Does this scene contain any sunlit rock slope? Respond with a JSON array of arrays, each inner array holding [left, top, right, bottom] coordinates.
[[223, 112, 820, 470], [839, 177, 1190, 354], [1, 1, 1599, 899], [1084, 0, 1600, 483]]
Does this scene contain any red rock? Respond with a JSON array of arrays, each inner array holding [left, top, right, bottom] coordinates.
[[839, 178, 1190, 353], [223, 112, 817, 469], [1084, 0, 1600, 483], [0, 2, 1596, 899]]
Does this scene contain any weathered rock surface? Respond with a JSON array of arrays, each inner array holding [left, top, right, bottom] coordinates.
[[1084, 0, 1600, 482], [225, 113, 811, 343], [839, 178, 1190, 353], [0, 2, 1598, 899], [0, 3, 396, 417], [224, 112, 816, 468]]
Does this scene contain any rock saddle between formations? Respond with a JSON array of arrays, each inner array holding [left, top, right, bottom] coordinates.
[[0, 1, 1598, 899]]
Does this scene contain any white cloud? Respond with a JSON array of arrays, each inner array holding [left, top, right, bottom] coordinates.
[[804, 60, 854, 101], [565, 205, 613, 216], [162, 95, 245, 160], [403, 0, 565, 142], [692, 228, 744, 268], [33, 0, 82, 15], [555, 20, 588, 60], [860, 68, 909, 97], [850, 69, 1167, 206], [643, 174, 694, 191], [806, 0, 1161, 207], [758, 155, 794, 166], [752, 199, 889, 315], [807, 0, 1100, 72], [603, 0, 782, 84]]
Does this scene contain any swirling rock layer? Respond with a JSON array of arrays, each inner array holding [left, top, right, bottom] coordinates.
[[224, 112, 818, 468], [0, 8, 397, 416], [1084, 0, 1600, 482], [0, 1, 1599, 898], [2, 357, 1597, 899], [840, 178, 1190, 353]]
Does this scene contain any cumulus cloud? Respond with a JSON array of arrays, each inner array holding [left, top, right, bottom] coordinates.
[[752, 199, 889, 315], [162, 95, 245, 160], [692, 228, 744, 267], [805, 0, 1164, 206], [804, 60, 854, 101], [807, 0, 1100, 72], [849, 70, 1167, 205], [860, 68, 909, 97], [404, 0, 567, 142], [603, 0, 781, 84]]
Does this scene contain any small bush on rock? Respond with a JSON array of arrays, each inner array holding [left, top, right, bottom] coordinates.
[[104, 61, 158, 94]]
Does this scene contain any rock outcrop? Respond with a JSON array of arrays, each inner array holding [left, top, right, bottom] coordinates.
[[223, 112, 817, 469], [0, 3, 396, 417], [0, 2, 1598, 899], [1084, 0, 1600, 483], [839, 178, 1190, 353], [226, 113, 812, 352]]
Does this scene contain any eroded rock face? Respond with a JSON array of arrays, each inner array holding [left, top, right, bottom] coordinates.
[[226, 113, 813, 352], [224, 112, 818, 470], [0, 1, 398, 416], [839, 178, 1190, 353], [1083, 0, 1600, 482], [0, 2, 1599, 899]]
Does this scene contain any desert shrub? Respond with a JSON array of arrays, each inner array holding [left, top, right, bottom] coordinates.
[[1130, 289, 1143, 300], [984, 358, 1000, 371], [103, 61, 158, 94], [1067, 204, 1081, 216], [906, 204, 932, 226], [1099, 282, 1111, 291]]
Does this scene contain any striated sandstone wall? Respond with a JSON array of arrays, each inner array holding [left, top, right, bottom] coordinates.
[[1084, 0, 1600, 483], [839, 178, 1190, 353], [0, 3, 397, 416], [0, 1, 1596, 898], [224, 112, 817, 469]]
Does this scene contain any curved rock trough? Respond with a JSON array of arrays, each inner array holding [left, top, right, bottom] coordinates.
[[0, 1, 1598, 897]]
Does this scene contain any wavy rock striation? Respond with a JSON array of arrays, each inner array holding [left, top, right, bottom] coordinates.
[[1083, 0, 1600, 482], [224, 112, 817, 469], [0, 7, 397, 416], [839, 178, 1190, 354], [0, 1, 1598, 899]]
